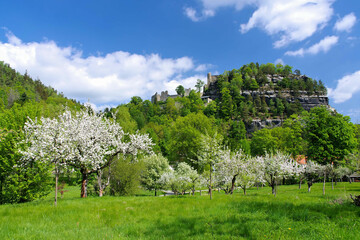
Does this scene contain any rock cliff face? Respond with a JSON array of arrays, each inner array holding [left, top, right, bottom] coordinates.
[[245, 119, 283, 134], [204, 73, 330, 133], [240, 90, 329, 111], [204, 73, 329, 110]]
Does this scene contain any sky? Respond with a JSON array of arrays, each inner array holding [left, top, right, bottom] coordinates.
[[0, 0, 359, 121]]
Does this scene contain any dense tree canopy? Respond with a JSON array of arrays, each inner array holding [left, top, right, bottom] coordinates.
[[306, 107, 357, 166]]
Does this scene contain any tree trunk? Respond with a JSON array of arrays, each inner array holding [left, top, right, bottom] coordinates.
[[308, 181, 312, 193], [97, 171, 103, 197], [55, 171, 58, 207], [209, 164, 212, 200], [331, 178, 334, 190], [323, 173, 326, 196], [230, 175, 237, 195], [0, 179, 3, 205], [200, 189, 202, 196], [81, 171, 88, 198], [272, 184, 276, 196], [243, 188, 246, 195], [335, 178, 337, 186], [155, 189, 157, 196], [299, 178, 302, 189]]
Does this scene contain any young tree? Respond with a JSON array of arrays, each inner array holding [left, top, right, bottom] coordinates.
[[319, 164, 332, 195], [334, 166, 353, 183], [141, 154, 170, 196], [237, 156, 263, 195], [21, 111, 74, 206], [159, 162, 197, 195], [214, 150, 238, 194], [176, 162, 199, 195], [159, 169, 179, 195], [259, 152, 295, 196], [303, 160, 321, 193], [215, 150, 253, 195], [195, 79, 205, 93], [197, 133, 224, 199]]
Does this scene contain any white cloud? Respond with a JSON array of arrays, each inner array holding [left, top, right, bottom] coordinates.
[[200, 0, 256, 11], [334, 12, 357, 32], [285, 35, 338, 56], [240, 0, 334, 48], [275, 58, 284, 65], [195, 63, 214, 72], [184, 7, 200, 22], [0, 32, 207, 105], [328, 70, 360, 103], [184, 7, 215, 22], [186, 0, 334, 47]]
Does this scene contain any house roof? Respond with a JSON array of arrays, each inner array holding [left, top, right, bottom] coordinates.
[[350, 173, 360, 178], [295, 155, 307, 165]]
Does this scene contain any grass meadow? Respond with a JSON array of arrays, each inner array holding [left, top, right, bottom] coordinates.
[[0, 182, 359, 239]]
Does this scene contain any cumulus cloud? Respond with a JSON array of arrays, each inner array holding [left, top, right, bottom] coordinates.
[[186, 0, 334, 47], [240, 0, 334, 48], [285, 35, 338, 56], [327, 70, 360, 103], [0, 32, 207, 106], [334, 12, 357, 32]]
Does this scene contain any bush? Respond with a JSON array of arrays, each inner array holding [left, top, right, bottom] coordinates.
[[109, 156, 145, 196]]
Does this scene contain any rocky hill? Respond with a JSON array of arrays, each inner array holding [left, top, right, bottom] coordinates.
[[203, 63, 330, 133]]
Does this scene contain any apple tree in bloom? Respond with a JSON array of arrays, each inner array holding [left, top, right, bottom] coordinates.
[[159, 162, 198, 195], [66, 108, 153, 198], [197, 133, 224, 200], [293, 162, 306, 189], [21, 111, 74, 206], [303, 160, 321, 192], [319, 164, 333, 195], [141, 154, 170, 196], [236, 156, 264, 195], [214, 150, 248, 194], [259, 151, 295, 196], [22, 108, 153, 199], [334, 166, 353, 183]]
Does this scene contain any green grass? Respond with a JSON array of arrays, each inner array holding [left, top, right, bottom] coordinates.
[[1, 183, 359, 240]]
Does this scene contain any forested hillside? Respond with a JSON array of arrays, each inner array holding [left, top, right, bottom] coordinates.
[[0, 61, 81, 129], [0, 62, 82, 204], [104, 63, 358, 171]]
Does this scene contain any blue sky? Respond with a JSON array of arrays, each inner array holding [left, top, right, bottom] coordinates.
[[0, 0, 359, 121]]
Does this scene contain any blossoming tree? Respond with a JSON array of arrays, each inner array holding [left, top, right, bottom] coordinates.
[[21, 111, 74, 206], [303, 160, 321, 192], [197, 133, 224, 200], [259, 152, 295, 196], [22, 108, 153, 199]]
